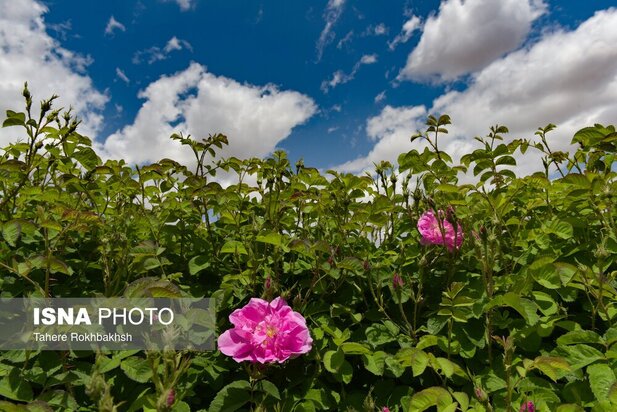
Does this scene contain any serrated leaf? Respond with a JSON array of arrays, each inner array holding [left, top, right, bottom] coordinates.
[[408, 386, 452, 412], [587, 363, 616, 400], [73, 147, 100, 170], [0, 369, 33, 402], [323, 349, 344, 373], [208, 380, 251, 412], [255, 380, 280, 400], [220, 240, 248, 255], [557, 330, 603, 346], [2, 220, 22, 247], [340, 342, 370, 355], [120, 357, 152, 383], [533, 356, 570, 381], [188, 255, 210, 275]]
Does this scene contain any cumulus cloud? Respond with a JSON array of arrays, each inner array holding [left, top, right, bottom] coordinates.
[[337, 8, 617, 176], [399, 0, 546, 82], [0, 0, 107, 146], [133, 36, 192, 64], [321, 53, 378, 93], [388, 15, 421, 50], [316, 0, 346, 61], [104, 16, 126, 36], [101, 63, 317, 166]]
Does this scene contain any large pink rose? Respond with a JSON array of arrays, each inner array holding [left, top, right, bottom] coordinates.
[[217, 297, 313, 363], [417, 210, 463, 251]]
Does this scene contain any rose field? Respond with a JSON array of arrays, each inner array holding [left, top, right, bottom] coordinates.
[[1, 89, 617, 411]]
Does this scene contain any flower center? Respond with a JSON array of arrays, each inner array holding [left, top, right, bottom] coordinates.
[[266, 324, 277, 338]]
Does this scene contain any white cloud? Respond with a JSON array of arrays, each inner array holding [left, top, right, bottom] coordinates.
[[104, 16, 126, 36], [316, 0, 346, 61], [164, 36, 192, 53], [133, 36, 192, 64], [101, 63, 317, 166], [337, 30, 354, 49], [373, 23, 387, 35], [374, 91, 386, 103], [165, 0, 194, 11], [399, 0, 547, 82], [388, 15, 421, 50], [115, 67, 130, 84], [321, 53, 378, 93], [0, 0, 107, 147], [360, 54, 377, 64], [363, 23, 388, 37], [337, 8, 617, 176]]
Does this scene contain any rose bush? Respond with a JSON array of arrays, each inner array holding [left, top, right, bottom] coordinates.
[[1, 90, 616, 411]]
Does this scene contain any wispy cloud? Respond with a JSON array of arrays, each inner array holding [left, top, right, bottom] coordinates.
[[133, 36, 192, 64], [316, 0, 346, 61], [363, 23, 388, 37], [388, 15, 421, 50], [164, 0, 195, 12], [337, 30, 354, 49], [115, 67, 129, 84], [321, 53, 378, 93], [374, 90, 386, 103], [104, 16, 126, 36]]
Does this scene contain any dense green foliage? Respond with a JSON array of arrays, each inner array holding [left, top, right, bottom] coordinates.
[[1, 87, 617, 411]]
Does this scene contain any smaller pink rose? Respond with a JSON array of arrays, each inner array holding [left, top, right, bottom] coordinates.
[[417, 210, 463, 251]]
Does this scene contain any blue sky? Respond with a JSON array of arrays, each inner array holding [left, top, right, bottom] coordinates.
[[1, 0, 616, 176]]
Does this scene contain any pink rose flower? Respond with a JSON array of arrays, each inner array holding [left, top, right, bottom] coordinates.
[[520, 401, 535, 412], [417, 210, 463, 251], [392, 273, 404, 289], [218, 297, 313, 363], [382, 408, 390, 412]]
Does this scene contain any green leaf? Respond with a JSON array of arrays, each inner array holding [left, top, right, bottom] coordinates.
[[2, 111, 26, 127], [255, 380, 280, 400], [294, 401, 317, 412], [120, 357, 152, 383], [2, 220, 22, 247], [587, 363, 616, 400], [256, 232, 289, 251], [533, 356, 571, 381], [452, 392, 469, 411], [556, 405, 585, 412], [220, 240, 248, 255], [73, 147, 100, 170], [408, 386, 452, 411], [188, 255, 210, 275], [340, 342, 371, 355], [208, 380, 251, 412], [553, 344, 604, 371], [609, 382, 617, 405], [572, 126, 605, 147], [488, 293, 539, 325], [0, 369, 33, 402], [543, 219, 573, 239], [557, 330, 603, 346], [337, 360, 353, 384], [323, 349, 344, 373], [362, 351, 387, 376]]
